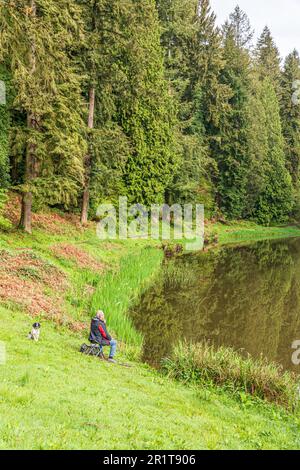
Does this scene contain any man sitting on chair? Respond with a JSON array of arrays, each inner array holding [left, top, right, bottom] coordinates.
[[89, 310, 117, 363]]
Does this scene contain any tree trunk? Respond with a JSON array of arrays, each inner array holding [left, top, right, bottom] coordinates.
[[19, 0, 37, 234], [19, 192, 33, 233], [81, 188, 90, 226], [81, 86, 95, 225], [19, 112, 38, 234]]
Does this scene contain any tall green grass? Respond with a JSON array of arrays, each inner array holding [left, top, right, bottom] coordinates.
[[163, 262, 196, 288], [90, 247, 163, 355], [65, 269, 101, 321], [207, 221, 300, 246], [163, 342, 300, 410]]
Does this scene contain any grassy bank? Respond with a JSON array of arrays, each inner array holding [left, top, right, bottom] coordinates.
[[0, 209, 163, 357], [1, 305, 300, 450], [1, 209, 300, 448], [163, 342, 300, 411], [206, 220, 300, 246]]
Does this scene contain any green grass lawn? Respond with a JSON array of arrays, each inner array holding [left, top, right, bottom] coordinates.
[[1, 212, 300, 449], [0, 215, 163, 357], [0, 306, 300, 450]]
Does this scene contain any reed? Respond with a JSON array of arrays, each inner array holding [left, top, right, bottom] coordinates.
[[163, 263, 196, 288], [162, 341, 300, 410], [90, 247, 163, 355]]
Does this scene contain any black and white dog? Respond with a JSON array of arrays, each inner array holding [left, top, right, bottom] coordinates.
[[28, 323, 41, 342]]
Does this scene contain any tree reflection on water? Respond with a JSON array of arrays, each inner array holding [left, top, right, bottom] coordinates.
[[130, 238, 300, 373]]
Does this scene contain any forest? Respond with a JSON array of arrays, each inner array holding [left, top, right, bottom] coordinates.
[[0, 0, 300, 233]]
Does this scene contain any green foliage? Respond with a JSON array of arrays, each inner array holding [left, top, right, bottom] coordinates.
[[255, 26, 282, 96], [251, 80, 293, 224], [0, 0, 87, 210], [211, 14, 252, 219], [116, 0, 178, 205], [157, 0, 221, 210], [280, 50, 300, 197], [78, 0, 178, 212], [0, 189, 12, 230], [0, 66, 10, 188], [245, 76, 269, 218], [89, 125, 131, 215], [0, 0, 299, 227], [167, 132, 215, 214], [0, 109, 9, 188], [163, 341, 299, 410]]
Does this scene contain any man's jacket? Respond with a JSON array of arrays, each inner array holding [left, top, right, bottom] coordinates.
[[89, 317, 112, 345]]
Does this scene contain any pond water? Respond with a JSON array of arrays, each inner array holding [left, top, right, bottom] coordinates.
[[130, 238, 300, 373]]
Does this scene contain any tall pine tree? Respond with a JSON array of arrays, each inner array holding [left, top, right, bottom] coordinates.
[[116, 0, 177, 205], [157, 0, 227, 210], [245, 76, 269, 218], [225, 5, 254, 49], [76, 0, 129, 223], [252, 79, 293, 223], [0, 0, 87, 233], [210, 7, 253, 218], [280, 50, 300, 191], [255, 26, 282, 96]]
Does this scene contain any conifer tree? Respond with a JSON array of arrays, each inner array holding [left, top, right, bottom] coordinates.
[[156, 0, 199, 89], [245, 76, 269, 218], [186, 0, 230, 210], [76, 0, 126, 223], [156, 0, 209, 207], [210, 8, 252, 218], [255, 26, 282, 95], [188, 0, 229, 129], [157, 0, 226, 209], [0, 0, 299, 229], [224, 5, 254, 49], [76, 0, 177, 212], [0, 0, 86, 233], [252, 79, 293, 223], [280, 50, 300, 190], [77, 0, 98, 224], [117, 0, 177, 205]]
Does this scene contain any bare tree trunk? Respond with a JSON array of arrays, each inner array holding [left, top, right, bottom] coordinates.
[[19, 0, 37, 234], [81, 86, 95, 225], [19, 112, 38, 233], [81, 188, 89, 226], [19, 192, 33, 233]]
